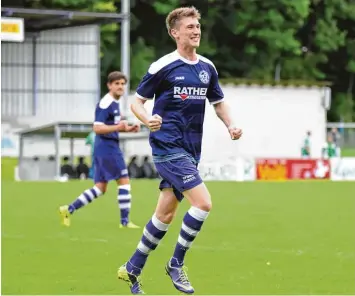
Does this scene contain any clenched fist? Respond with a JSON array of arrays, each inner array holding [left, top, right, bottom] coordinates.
[[148, 114, 162, 132], [228, 126, 243, 140]]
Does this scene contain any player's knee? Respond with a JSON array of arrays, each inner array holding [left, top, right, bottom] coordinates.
[[198, 200, 212, 212], [99, 188, 107, 194], [95, 183, 107, 194], [155, 211, 176, 224]]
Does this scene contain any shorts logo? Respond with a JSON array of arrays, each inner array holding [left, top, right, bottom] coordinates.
[[121, 169, 128, 175], [199, 70, 210, 84], [183, 174, 196, 184]]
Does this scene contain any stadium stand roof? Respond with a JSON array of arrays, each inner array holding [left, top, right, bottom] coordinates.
[[18, 121, 149, 139], [1, 7, 126, 32]]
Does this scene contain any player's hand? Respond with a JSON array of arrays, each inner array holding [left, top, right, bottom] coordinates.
[[116, 120, 129, 132], [148, 114, 162, 132], [126, 123, 141, 133], [228, 126, 242, 140]]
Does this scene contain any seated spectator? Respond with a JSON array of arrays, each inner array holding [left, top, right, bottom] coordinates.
[[141, 155, 157, 179], [76, 156, 89, 180], [128, 155, 142, 178], [60, 156, 76, 179]]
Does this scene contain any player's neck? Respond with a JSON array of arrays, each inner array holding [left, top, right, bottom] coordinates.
[[109, 92, 120, 101], [176, 46, 198, 62]]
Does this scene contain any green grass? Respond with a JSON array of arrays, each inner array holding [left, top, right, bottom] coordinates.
[[2, 180, 355, 295], [1, 157, 18, 181], [342, 148, 355, 157]]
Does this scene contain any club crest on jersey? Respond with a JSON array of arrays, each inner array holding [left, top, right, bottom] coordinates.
[[199, 70, 210, 84], [173, 86, 208, 101], [114, 115, 121, 124]]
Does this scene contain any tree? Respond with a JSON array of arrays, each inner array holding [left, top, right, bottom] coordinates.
[[25, 0, 355, 121]]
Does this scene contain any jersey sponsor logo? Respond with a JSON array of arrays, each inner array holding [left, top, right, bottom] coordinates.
[[173, 86, 208, 101], [199, 70, 210, 84], [175, 76, 185, 80]]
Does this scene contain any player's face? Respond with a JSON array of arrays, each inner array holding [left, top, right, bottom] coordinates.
[[173, 17, 201, 49], [108, 79, 126, 99]]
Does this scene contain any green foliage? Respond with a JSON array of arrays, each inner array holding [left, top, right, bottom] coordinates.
[[219, 78, 331, 87], [26, 0, 355, 121]]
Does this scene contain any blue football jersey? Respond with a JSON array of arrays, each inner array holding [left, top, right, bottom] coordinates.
[[136, 50, 224, 161], [93, 93, 122, 156]]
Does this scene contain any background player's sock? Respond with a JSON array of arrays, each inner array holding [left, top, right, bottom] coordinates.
[[171, 206, 209, 267], [127, 214, 169, 275], [68, 186, 103, 214], [118, 184, 132, 225]]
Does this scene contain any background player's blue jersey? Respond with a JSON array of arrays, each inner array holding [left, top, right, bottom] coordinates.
[[93, 93, 122, 156], [136, 50, 224, 162]]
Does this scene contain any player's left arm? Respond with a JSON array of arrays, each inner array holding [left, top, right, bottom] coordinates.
[[213, 102, 242, 140], [207, 64, 242, 140]]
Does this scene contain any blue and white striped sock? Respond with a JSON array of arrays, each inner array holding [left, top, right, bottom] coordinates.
[[127, 214, 169, 275], [171, 206, 210, 267], [68, 186, 103, 214], [118, 184, 132, 225]]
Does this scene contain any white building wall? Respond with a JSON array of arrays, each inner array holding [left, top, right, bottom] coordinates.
[[202, 85, 327, 161], [2, 85, 328, 160], [125, 85, 328, 161]]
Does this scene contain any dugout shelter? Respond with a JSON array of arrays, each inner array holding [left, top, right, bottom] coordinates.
[[17, 122, 149, 181]]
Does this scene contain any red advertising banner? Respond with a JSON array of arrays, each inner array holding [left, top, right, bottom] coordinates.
[[256, 159, 330, 180], [287, 159, 330, 180]]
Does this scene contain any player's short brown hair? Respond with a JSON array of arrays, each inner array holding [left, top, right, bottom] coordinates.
[[107, 71, 127, 84], [166, 6, 201, 38]]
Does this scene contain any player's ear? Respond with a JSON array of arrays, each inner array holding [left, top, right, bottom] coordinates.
[[170, 28, 178, 40], [107, 82, 111, 90]]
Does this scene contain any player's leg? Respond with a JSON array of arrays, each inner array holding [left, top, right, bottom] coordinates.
[[59, 155, 110, 226], [59, 182, 107, 227], [170, 183, 211, 267], [118, 186, 180, 294], [116, 177, 139, 228], [165, 157, 209, 294]]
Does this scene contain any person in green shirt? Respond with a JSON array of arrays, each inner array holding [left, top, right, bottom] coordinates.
[[85, 131, 96, 179], [301, 131, 312, 158], [322, 134, 340, 159]]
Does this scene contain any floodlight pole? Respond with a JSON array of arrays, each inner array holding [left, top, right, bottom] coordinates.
[[121, 0, 130, 114]]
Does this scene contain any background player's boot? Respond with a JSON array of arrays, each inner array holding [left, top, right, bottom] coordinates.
[[119, 221, 140, 229], [117, 264, 145, 294], [165, 261, 194, 294], [59, 205, 70, 227]]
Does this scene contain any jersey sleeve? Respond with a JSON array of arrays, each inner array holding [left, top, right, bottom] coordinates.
[[207, 65, 224, 105], [135, 63, 164, 100], [94, 104, 110, 125]]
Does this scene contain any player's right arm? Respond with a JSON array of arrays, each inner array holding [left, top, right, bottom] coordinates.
[[131, 63, 164, 132], [93, 102, 128, 134], [93, 121, 128, 134], [131, 99, 162, 132]]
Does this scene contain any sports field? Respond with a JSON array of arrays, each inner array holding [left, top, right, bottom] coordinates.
[[2, 178, 355, 295]]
